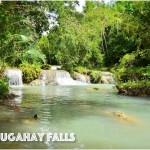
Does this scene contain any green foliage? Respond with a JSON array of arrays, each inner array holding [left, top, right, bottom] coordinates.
[[39, 5, 104, 71], [74, 66, 89, 74], [117, 80, 150, 96], [115, 67, 150, 83], [0, 61, 7, 78], [114, 49, 150, 96], [22, 45, 46, 65], [87, 70, 102, 83], [0, 77, 9, 99], [0, 1, 49, 67], [118, 49, 150, 68], [119, 53, 135, 67], [105, 31, 138, 66], [114, 1, 150, 50], [41, 64, 51, 70], [108, 1, 150, 66], [20, 63, 41, 84]]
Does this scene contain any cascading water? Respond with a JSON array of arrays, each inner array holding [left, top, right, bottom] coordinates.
[[5, 69, 23, 86], [40, 70, 87, 85]]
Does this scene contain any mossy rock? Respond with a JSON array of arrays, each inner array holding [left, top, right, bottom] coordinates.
[[87, 87, 99, 92]]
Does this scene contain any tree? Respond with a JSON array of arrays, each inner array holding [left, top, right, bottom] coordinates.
[[39, 2, 104, 71], [0, 1, 49, 66]]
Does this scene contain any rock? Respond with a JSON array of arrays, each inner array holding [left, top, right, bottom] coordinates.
[[110, 110, 141, 124], [112, 111, 127, 120], [33, 114, 38, 120], [49, 81, 58, 86], [87, 87, 99, 92], [29, 79, 43, 86], [72, 72, 90, 83], [100, 76, 109, 84], [100, 71, 115, 84]]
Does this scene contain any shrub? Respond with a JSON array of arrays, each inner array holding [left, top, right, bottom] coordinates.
[[117, 80, 150, 96], [74, 66, 89, 74], [20, 63, 41, 84], [114, 49, 150, 96], [0, 77, 9, 99], [119, 53, 135, 67], [87, 70, 102, 83], [114, 66, 150, 83], [0, 61, 7, 78]]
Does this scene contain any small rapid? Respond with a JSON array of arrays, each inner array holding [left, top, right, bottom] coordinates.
[[40, 70, 87, 85]]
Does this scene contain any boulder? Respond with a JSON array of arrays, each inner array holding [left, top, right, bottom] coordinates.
[[100, 76, 109, 84], [100, 71, 115, 84], [72, 72, 90, 83], [29, 79, 43, 86]]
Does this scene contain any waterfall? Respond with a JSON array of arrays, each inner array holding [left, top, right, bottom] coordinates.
[[40, 70, 87, 85], [5, 69, 23, 86]]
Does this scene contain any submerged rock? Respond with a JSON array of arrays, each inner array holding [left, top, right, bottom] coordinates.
[[87, 87, 99, 92], [112, 111, 127, 120], [109, 110, 141, 124]]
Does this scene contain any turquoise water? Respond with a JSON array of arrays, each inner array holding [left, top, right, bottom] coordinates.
[[0, 84, 150, 149]]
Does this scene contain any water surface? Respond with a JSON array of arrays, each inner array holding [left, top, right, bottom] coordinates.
[[0, 84, 150, 149]]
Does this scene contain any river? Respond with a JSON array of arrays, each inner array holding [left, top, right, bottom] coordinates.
[[0, 84, 150, 149]]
